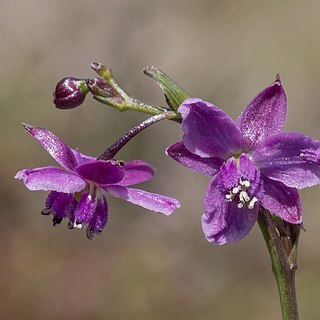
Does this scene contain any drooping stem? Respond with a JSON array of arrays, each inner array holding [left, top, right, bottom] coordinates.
[[258, 208, 300, 320], [98, 111, 179, 160]]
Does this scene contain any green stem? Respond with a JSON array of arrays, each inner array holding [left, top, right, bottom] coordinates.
[[93, 75, 169, 115], [258, 209, 300, 320]]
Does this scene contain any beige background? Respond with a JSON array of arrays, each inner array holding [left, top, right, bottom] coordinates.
[[2, 0, 320, 319]]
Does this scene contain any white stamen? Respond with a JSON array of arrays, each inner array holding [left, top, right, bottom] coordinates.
[[240, 179, 250, 188], [73, 222, 83, 229], [237, 202, 244, 208], [299, 152, 304, 157], [232, 186, 240, 194], [248, 197, 258, 209], [239, 191, 250, 203], [225, 193, 234, 201]]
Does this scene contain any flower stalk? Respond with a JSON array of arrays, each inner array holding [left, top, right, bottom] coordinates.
[[98, 111, 178, 160], [91, 62, 168, 115], [258, 208, 300, 320]]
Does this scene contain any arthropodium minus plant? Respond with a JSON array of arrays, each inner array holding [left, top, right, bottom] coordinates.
[[17, 62, 320, 320]]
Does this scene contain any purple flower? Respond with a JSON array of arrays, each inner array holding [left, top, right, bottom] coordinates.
[[167, 78, 320, 245], [15, 125, 180, 239]]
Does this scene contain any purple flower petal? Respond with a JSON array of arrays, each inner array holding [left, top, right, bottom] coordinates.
[[166, 141, 222, 176], [237, 78, 286, 149], [76, 160, 125, 186], [23, 124, 77, 171], [202, 175, 258, 244], [72, 148, 95, 166], [179, 98, 244, 160], [116, 160, 155, 186], [253, 132, 320, 189], [73, 193, 96, 225], [261, 177, 302, 224], [106, 186, 180, 215], [87, 196, 108, 239], [15, 167, 86, 193], [43, 192, 77, 225]]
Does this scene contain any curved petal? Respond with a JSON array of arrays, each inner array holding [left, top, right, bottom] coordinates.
[[72, 148, 95, 166], [76, 160, 125, 186], [15, 167, 86, 193], [202, 176, 258, 244], [179, 98, 243, 160], [237, 78, 286, 149], [166, 141, 222, 176], [115, 160, 155, 186], [23, 124, 77, 171], [42, 192, 77, 226], [261, 177, 302, 224], [106, 186, 180, 215], [87, 196, 108, 239], [253, 132, 320, 189], [73, 193, 95, 225]]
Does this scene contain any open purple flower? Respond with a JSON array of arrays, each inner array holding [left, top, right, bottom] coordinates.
[[167, 77, 320, 245], [15, 125, 180, 239]]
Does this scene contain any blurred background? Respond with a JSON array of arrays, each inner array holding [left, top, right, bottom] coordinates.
[[1, 0, 320, 319]]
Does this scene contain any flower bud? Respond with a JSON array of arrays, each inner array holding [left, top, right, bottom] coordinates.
[[87, 78, 118, 98], [91, 62, 113, 81], [54, 77, 89, 109]]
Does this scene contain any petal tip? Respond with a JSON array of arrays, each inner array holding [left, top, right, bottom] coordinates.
[[22, 123, 34, 134], [14, 170, 26, 180]]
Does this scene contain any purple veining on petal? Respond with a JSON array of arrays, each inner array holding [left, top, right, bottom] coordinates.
[[179, 98, 244, 159], [76, 160, 125, 186], [202, 176, 259, 245], [15, 167, 86, 193], [116, 160, 155, 186], [23, 124, 77, 171], [261, 177, 302, 224], [166, 141, 222, 176], [237, 78, 286, 149], [73, 193, 96, 226], [253, 132, 320, 189], [72, 148, 95, 166], [87, 196, 108, 239], [106, 186, 180, 215]]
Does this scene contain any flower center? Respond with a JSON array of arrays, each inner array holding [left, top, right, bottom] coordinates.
[[224, 178, 258, 209], [219, 153, 263, 210]]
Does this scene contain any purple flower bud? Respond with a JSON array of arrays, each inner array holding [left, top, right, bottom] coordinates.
[[87, 78, 119, 98], [54, 77, 89, 109]]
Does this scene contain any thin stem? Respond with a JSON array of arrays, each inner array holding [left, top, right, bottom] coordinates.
[[258, 209, 300, 320], [98, 111, 178, 160]]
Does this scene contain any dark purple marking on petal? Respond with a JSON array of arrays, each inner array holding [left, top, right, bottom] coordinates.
[[237, 78, 286, 149], [179, 98, 244, 160], [15, 167, 86, 193], [76, 160, 125, 186], [261, 177, 302, 224], [23, 124, 77, 171], [253, 132, 320, 189], [115, 160, 155, 186], [73, 193, 96, 226], [202, 176, 258, 244], [166, 141, 222, 176], [87, 196, 108, 239], [42, 191, 76, 225], [106, 186, 180, 215], [219, 157, 238, 190]]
